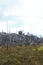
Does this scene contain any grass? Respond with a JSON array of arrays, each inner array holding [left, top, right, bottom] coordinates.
[[0, 45, 43, 65]]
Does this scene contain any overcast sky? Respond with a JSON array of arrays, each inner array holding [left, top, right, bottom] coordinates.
[[0, 0, 43, 36]]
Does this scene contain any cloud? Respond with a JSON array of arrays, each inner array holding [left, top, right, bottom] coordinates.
[[0, 21, 7, 32], [23, 0, 43, 36], [0, 0, 43, 36], [0, 0, 24, 33], [0, 0, 24, 17], [0, 0, 24, 22]]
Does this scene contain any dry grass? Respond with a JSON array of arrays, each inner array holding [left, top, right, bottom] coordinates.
[[0, 45, 43, 65]]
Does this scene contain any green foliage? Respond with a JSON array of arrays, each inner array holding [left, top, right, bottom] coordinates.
[[0, 45, 43, 65]]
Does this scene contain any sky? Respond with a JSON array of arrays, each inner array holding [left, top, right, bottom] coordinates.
[[0, 0, 43, 36]]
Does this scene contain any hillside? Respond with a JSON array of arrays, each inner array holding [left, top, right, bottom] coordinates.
[[0, 45, 43, 65], [0, 31, 43, 46]]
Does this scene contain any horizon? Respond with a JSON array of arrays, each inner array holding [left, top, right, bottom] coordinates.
[[0, 0, 43, 37], [0, 30, 42, 38]]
